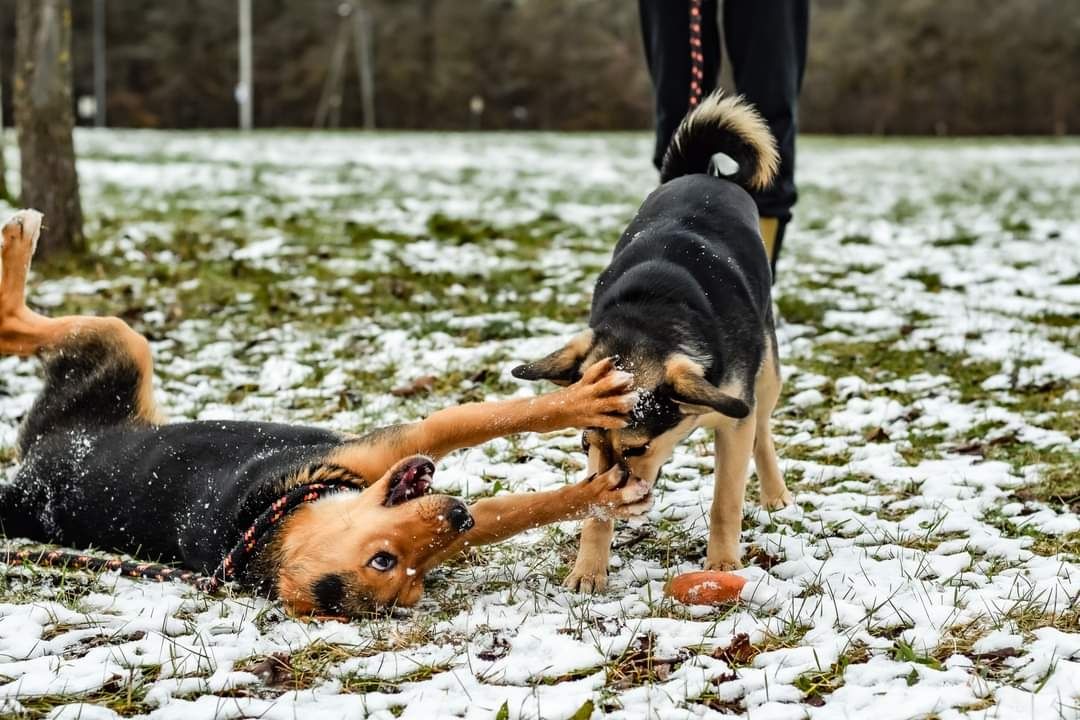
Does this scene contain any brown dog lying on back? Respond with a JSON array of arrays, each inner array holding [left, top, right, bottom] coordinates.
[[0, 209, 651, 616]]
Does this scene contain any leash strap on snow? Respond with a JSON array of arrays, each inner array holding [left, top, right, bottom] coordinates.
[[688, 0, 705, 109], [0, 547, 206, 586], [0, 476, 359, 594]]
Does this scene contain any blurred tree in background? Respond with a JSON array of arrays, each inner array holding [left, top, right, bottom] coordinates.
[[0, 0, 1076, 134], [0, 43, 7, 200], [13, 0, 83, 257], [802, 0, 1079, 135]]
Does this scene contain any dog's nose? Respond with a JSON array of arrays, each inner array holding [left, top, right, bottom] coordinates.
[[447, 501, 474, 532]]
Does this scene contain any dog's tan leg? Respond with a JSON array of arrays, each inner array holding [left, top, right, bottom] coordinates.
[[564, 517, 615, 592], [331, 357, 635, 482], [755, 347, 792, 509], [705, 417, 755, 571], [0, 211, 39, 321], [563, 445, 616, 592], [0, 210, 161, 424], [421, 464, 650, 572], [759, 217, 780, 262]]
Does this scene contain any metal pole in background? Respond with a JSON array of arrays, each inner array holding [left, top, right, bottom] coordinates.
[[0, 28, 6, 200], [93, 0, 106, 127], [352, 1, 376, 130], [0, 36, 4, 136], [238, 0, 253, 130]]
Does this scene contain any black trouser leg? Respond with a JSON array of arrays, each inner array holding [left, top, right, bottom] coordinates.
[[724, 0, 809, 274], [639, 0, 720, 170]]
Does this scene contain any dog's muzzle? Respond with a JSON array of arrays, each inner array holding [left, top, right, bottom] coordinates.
[[447, 501, 474, 532]]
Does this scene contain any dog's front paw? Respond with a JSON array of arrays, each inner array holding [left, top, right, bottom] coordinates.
[[704, 556, 743, 572], [584, 465, 653, 519], [556, 357, 637, 430], [761, 489, 793, 510], [563, 562, 609, 593]]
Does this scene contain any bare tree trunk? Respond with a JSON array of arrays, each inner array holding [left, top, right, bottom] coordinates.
[[0, 55, 8, 201], [14, 0, 84, 257]]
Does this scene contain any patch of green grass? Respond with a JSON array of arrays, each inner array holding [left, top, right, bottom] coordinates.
[[839, 234, 872, 246], [982, 504, 1080, 560], [983, 443, 1079, 476], [0, 562, 104, 607], [781, 444, 853, 466], [995, 605, 1080, 637], [932, 233, 979, 248], [1030, 311, 1080, 328], [621, 518, 706, 567], [1000, 217, 1032, 236], [793, 644, 871, 705], [602, 634, 690, 689], [1012, 464, 1080, 514], [1029, 531, 1080, 559], [905, 271, 943, 293], [776, 293, 829, 327], [888, 198, 921, 223], [340, 665, 446, 694], [426, 211, 573, 249], [800, 339, 1001, 402], [12, 683, 153, 717], [892, 639, 943, 671], [897, 431, 946, 464]]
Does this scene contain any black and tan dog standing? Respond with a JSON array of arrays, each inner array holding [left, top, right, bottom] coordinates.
[[514, 92, 793, 591], [0, 209, 653, 615]]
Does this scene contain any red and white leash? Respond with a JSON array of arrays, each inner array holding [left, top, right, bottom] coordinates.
[[688, 0, 705, 108]]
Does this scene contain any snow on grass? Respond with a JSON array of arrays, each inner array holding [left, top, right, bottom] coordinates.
[[0, 130, 1078, 719]]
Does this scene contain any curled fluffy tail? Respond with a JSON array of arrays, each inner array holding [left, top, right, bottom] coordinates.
[[659, 91, 779, 191]]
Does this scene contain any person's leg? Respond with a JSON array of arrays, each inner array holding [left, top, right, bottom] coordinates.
[[723, 0, 809, 277], [639, 0, 720, 170]]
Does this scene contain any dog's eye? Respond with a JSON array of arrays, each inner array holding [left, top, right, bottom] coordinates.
[[368, 552, 397, 572], [622, 444, 650, 458]]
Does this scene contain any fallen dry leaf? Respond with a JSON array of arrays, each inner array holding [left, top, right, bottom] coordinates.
[[391, 375, 437, 397]]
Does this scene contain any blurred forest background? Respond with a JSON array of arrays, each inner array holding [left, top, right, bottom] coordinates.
[[1, 0, 1078, 135]]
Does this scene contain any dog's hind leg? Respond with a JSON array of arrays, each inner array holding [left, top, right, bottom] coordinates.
[[754, 343, 792, 509], [1, 211, 162, 455]]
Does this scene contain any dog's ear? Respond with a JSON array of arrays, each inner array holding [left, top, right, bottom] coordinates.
[[511, 330, 593, 386], [666, 356, 750, 419]]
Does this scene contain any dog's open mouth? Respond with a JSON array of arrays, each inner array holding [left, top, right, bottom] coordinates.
[[385, 456, 436, 506]]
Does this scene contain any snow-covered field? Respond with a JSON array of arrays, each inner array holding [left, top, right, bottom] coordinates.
[[0, 131, 1077, 719]]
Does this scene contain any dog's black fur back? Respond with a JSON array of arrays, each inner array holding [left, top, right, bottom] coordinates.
[[587, 92, 779, 433], [592, 176, 773, 397], [5, 419, 346, 571], [1, 331, 352, 574]]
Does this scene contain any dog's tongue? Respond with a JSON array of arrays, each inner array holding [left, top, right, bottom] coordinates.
[[387, 458, 435, 506]]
